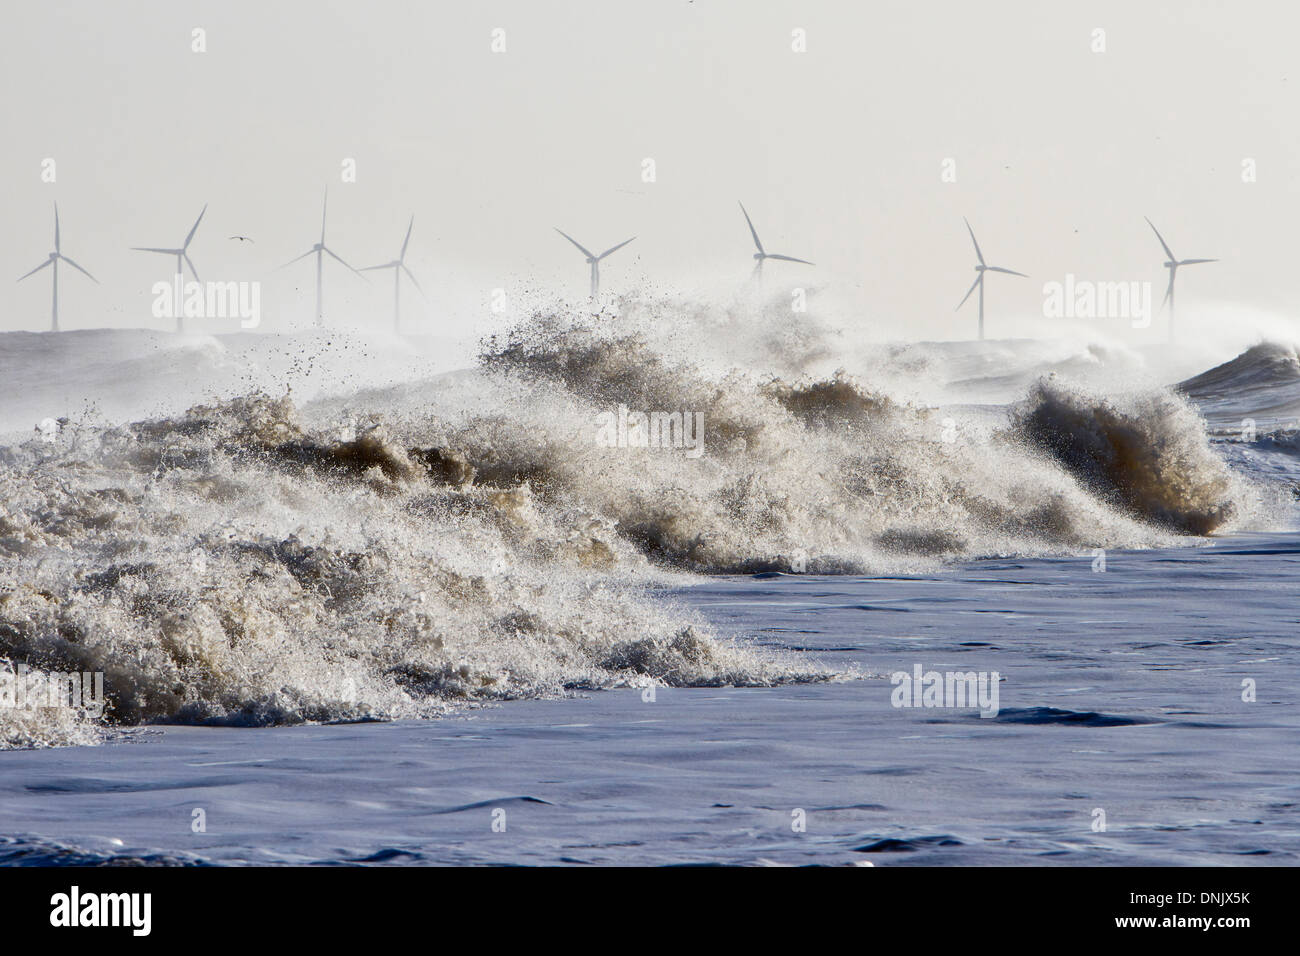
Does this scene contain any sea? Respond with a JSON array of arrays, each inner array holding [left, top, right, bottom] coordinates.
[[1, 297, 1297, 865]]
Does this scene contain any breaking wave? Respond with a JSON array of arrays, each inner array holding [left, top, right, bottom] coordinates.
[[1178, 341, 1300, 423], [1012, 378, 1242, 535], [0, 299, 1282, 747], [0, 383, 829, 748]]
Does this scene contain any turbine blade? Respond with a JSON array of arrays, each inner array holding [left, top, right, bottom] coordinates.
[[59, 255, 98, 283], [402, 264, 425, 297], [984, 266, 1028, 277], [399, 215, 414, 262], [1177, 258, 1217, 265], [183, 204, 208, 249], [320, 188, 329, 243], [324, 245, 365, 278], [739, 202, 764, 254], [765, 254, 814, 265], [1145, 217, 1176, 261], [956, 274, 982, 310], [54, 203, 61, 253], [132, 247, 179, 254], [963, 218, 984, 265], [597, 236, 636, 259], [1161, 272, 1174, 309], [280, 249, 316, 269], [17, 259, 53, 282], [359, 264, 393, 272], [183, 253, 200, 282], [553, 228, 595, 259]]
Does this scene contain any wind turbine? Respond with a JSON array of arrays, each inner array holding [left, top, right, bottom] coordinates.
[[1145, 218, 1216, 342], [132, 204, 206, 332], [18, 203, 97, 332], [554, 228, 635, 297], [361, 216, 425, 333], [738, 201, 814, 287], [955, 218, 1027, 340], [282, 189, 365, 327]]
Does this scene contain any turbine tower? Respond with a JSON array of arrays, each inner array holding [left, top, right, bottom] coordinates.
[[955, 218, 1027, 340], [132, 204, 207, 332], [282, 189, 365, 327], [739, 201, 814, 286], [18, 203, 97, 333], [1145, 218, 1216, 343], [361, 216, 425, 333], [554, 228, 635, 298]]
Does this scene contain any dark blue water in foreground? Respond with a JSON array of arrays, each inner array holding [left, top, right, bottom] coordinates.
[[1, 532, 1297, 865]]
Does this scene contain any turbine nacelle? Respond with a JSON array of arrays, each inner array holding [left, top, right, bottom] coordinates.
[[738, 202, 814, 276], [19, 203, 97, 332], [554, 227, 635, 297], [131, 205, 207, 316], [1144, 218, 1216, 342], [956, 218, 1026, 340], [361, 214, 425, 333], [281, 189, 365, 327]]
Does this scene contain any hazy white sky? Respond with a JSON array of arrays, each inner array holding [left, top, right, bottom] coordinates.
[[3, 0, 1300, 340]]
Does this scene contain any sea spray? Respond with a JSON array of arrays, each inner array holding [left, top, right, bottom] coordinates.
[[0, 389, 830, 748], [1012, 377, 1242, 535], [0, 304, 1273, 748]]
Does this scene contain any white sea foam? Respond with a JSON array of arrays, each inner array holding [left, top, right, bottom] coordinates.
[[0, 295, 1293, 747]]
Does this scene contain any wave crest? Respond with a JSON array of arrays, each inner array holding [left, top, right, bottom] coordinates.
[[1, 305, 1276, 748], [1013, 377, 1241, 535]]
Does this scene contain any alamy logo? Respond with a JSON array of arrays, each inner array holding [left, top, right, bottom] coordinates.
[[0, 662, 105, 717], [890, 663, 1000, 718], [594, 405, 704, 458], [49, 886, 151, 936], [151, 274, 261, 328], [1042, 274, 1153, 328]]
